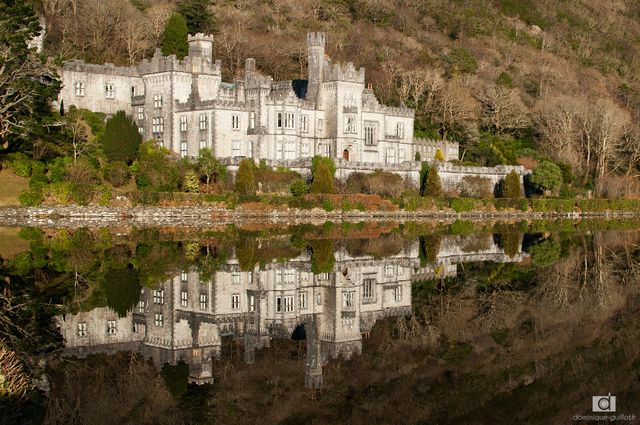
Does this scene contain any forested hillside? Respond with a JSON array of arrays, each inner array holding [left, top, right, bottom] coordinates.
[[25, 0, 640, 196]]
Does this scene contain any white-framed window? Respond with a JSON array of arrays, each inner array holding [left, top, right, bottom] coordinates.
[[249, 294, 255, 312], [153, 94, 163, 108], [180, 116, 188, 132], [180, 141, 188, 158], [318, 272, 330, 281], [199, 114, 207, 130], [249, 112, 255, 129], [320, 144, 330, 157], [200, 139, 208, 151], [398, 148, 405, 162], [138, 300, 145, 313], [300, 115, 308, 132], [285, 113, 295, 129], [285, 142, 295, 160], [155, 313, 163, 327], [396, 122, 404, 138], [106, 320, 117, 335], [181, 291, 188, 307], [232, 272, 241, 284], [232, 140, 241, 157], [181, 271, 188, 282], [276, 141, 283, 160], [153, 289, 165, 304], [77, 323, 87, 337], [344, 116, 356, 133], [74, 81, 85, 96], [342, 291, 355, 309], [284, 296, 294, 312], [298, 292, 308, 310], [394, 286, 402, 302], [248, 142, 254, 158], [231, 294, 240, 309], [232, 114, 240, 130], [137, 107, 144, 120], [138, 126, 144, 135], [316, 293, 322, 305], [285, 269, 295, 283], [385, 147, 395, 164], [277, 112, 283, 129], [363, 277, 375, 301], [384, 264, 395, 277], [199, 293, 208, 310], [364, 122, 377, 146], [317, 118, 323, 132], [105, 83, 115, 99], [301, 143, 309, 157], [152, 117, 164, 133]]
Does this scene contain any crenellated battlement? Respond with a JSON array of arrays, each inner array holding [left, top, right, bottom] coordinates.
[[188, 33, 214, 43], [138, 49, 221, 75], [307, 31, 326, 47], [62, 60, 141, 77], [323, 61, 365, 83]]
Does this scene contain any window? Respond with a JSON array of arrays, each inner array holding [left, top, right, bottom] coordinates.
[[105, 83, 114, 99], [77, 323, 87, 337], [74, 81, 85, 96], [153, 289, 165, 304], [249, 294, 255, 312], [300, 115, 308, 132], [364, 122, 377, 145], [298, 292, 308, 310], [385, 147, 395, 164], [344, 116, 356, 133], [137, 107, 144, 120], [249, 112, 255, 129], [384, 265, 395, 277], [106, 320, 117, 335], [316, 293, 322, 305], [138, 300, 145, 313], [155, 313, 164, 327], [285, 113, 295, 129], [180, 116, 188, 132], [301, 143, 309, 157], [318, 272, 330, 281], [181, 271, 188, 282], [276, 142, 283, 160], [232, 272, 241, 284], [394, 286, 402, 302], [232, 140, 241, 157], [320, 144, 330, 157], [132, 323, 140, 333], [199, 114, 207, 130], [180, 141, 188, 158], [363, 278, 375, 301], [232, 114, 240, 130], [285, 142, 295, 160], [153, 94, 163, 108], [342, 291, 355, 309], [200, 293, 208, 310], [284, 296, 294, 312], [248, 142, 254, 158], [398, 148, 405, 162], [200, 139, 207, 150], [231, 294, 240, 309], [285, 269, 295, 283], [138, 126, 144, 135], [317, 119, 323, 132], [152, 117, 164, 133], [396, 122, 404, 138], [277, 112, 283, 129]]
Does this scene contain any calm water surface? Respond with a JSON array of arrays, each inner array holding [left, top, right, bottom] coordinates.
[[1, 220, 639, 424]]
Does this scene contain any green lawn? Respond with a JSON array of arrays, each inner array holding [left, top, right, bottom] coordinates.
[[0, 169, 28, 206]]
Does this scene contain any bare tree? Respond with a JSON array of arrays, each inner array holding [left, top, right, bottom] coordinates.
[[118, 12, 152, 66], [147, 3, 174, 46], [591, 98, 630, 181], [431, 79, 480, 140], [477, 85, 530, 133]]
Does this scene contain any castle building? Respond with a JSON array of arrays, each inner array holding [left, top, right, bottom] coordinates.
[[58, 32, 420, 164]]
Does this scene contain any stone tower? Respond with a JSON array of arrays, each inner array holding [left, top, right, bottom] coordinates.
[[306, 32, 326, 104], [188, 33, 214, 63]]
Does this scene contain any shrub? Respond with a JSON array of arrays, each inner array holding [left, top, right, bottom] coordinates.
[[235, 159, 257, 195], [48, 182, 72, 204], [183, 170, 199, 193], [101, 111, 142, 164], [503, 170, 522, 198], [528, 238, 561, 267], [18, 189, 43, 206], [29, 161, 49, 190], [66, 161, 99, 205], [458, 175, 492, 198], [434, 148, 445, 161], [130, 190, 160, 205], [311, 156, 335, 194], [104, 161, 131, 187], [322, 198, 334, 212], [134, 142, 182, 192], [198, 148, 226, 185], [290, 179, 309, 197], [444, 47, 478, 75], [530, 161, 563, 194], [415, 152, 421, 161], [450, 198, 481, 212], [48, 157, 71, 183], [9, 153, 31, 177], [424, 165, 443, 197]]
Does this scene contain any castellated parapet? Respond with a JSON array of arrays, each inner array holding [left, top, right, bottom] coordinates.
[[307, 32, 326, 47]]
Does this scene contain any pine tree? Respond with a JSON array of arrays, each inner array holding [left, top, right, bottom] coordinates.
[[161, 14, 189, 59], [503, 170, 522, 198], [235, 159, 256, 195], [425, 165, 443, 197], [310, 155, 335, 194], [101, 110, 142, 164], [178, 0, 215, 33]]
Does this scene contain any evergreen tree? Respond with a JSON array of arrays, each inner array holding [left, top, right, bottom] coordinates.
[[177, 0, 215, 33], [310, 155, 335, 194], [415, 151, 421, 161], [419, 162, 430, 196], [183, 169, 199, 192], [161, 14, 189, 59], [530, 160, 563, 194], [503, 170, 522, 198], [197, 147, 226, 185], [425, 165, 443, 197], [235, 159, 256, 195], [101, 110, 141, 164], [434, 148, 445, 161]]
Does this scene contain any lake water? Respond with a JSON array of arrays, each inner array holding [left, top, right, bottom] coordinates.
[[2, 220, 640, 424]]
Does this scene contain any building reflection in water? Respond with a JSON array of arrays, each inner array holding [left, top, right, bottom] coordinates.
[[57, 234, 526, 388]]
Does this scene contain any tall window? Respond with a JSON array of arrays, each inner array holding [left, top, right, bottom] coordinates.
[[181, 291, 188, 307], [396, 122, 404, 138], [180, 141, 188, 158], [317, 119, 323, 132], [180, 116, 188, 132], [155, 313, 163, 326], [398, 148, 405, 162], [231, 294, 240, 309], [132, 323, 140, 333], [232, 114, 240, 130], [298, 292, 308, 310], [138, 127, 144, 135], [385, 147, 395, 164], [77, 323, 87, 337], [153, 289, 165, 304], [137, 107, 144, 120], [153, 94, 163, 108], [249, 112, 255, 129], [200, 139, 207, 150], [276, 141, 283, 160], [232, 272, 241, 284], [106, 320, 117, 335], [199, 114, 207, 130], [199, 294, 208, 310], [363, 277, 375, 302], [105, 83, 115, 99], [384, 264, 395, 277], [138, 300, 145, 313], [74, 81, 85, 96], [152, 117, 164, 133], [232, 140, 241, 157], [394, 286, 403, 302], [364, 122, 377, 145], [300, 115, 308, 132], [344, 116, 356, 133], [285, 113, 295, 129], [249, 294, 255, 312], [277, 112, 283, 129], [321, 144, 330, 157], [342, 291, 355, 309], [284, 296, 294, 312], [181, 271, 188, 282], [301, 143, 309, 157], [285, 142, 295, 160], [248, 142, 254, 158]]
